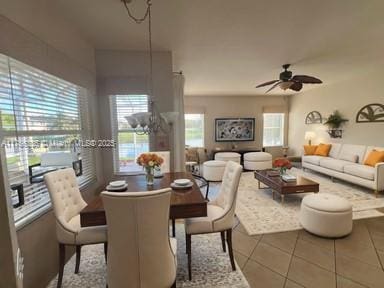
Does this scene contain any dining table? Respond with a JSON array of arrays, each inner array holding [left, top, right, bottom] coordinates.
[[80, 172, 207, 236]]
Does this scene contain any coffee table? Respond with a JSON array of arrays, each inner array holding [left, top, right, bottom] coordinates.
[[254, 169, 319, 203]]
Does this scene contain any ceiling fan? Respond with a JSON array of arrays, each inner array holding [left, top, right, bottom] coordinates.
[[255, 64, 322, 93]]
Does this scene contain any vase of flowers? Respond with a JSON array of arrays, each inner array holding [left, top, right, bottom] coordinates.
[[136, 153, 164, 186], [273, 158, 292, 176]]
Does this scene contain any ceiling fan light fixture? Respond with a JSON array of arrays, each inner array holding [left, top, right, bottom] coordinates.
[[279, 81, 293, 90]]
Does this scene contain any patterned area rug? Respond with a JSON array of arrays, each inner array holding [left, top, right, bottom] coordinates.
[[236, 168, 384, 235], [47, 225, 249, 288]]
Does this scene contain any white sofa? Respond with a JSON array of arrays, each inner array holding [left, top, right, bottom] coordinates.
[[302, 144, 384, 196]]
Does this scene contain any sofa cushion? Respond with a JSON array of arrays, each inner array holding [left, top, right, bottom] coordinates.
[[319, 158, 352, 172], [314, 143, 332, 157], [303, 145, 318, 155], [364, 146, 384, 163], [338, 151, 358, 163], [302, 155, 325, 166], [344, 164, 375, 181], [364, 150, 384, 167], [328, 143, 342, 159], [338, 144, 367, 164]]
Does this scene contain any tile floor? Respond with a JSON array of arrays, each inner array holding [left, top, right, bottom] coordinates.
[[232, 215, 384, 288]]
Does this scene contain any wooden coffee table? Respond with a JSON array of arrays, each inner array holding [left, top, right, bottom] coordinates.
[[254, 169, 319, 203]]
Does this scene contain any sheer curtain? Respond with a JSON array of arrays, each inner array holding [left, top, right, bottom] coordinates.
[[173, 73, 186, 172]]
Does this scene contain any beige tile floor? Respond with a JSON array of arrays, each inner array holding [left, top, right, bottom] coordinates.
[[232, 216, 384, 288]]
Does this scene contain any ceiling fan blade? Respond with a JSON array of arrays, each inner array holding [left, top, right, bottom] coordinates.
[[291, 75, 322, 84], [265, 81, 282, 93], [255, 79, 280, 88], [289, 82, 303, 91]]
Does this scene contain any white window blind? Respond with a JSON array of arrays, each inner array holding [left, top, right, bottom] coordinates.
[[110, 95, 149, 174], [263, 113, 285, 147], [0, 53, 96, 227]]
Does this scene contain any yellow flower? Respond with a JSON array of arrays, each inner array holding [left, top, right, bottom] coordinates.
[[148, 161, 154, 167]]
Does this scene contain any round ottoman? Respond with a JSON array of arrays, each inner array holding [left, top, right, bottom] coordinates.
[[203, 160, 226, 181], [299, 193, 352, 238], [243, 152, 272, 170], [215, 152, 241, 164]]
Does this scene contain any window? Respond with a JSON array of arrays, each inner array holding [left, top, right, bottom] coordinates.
[[185, 114, 204, 147], [0, 54, 95, 227], [110, 95, 149, 174], [263, 113, 284, 147]]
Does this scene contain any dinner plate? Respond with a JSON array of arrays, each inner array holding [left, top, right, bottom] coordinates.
[[106, 184, 128, 191], [174, 179, 192, 186], [109, 180, 126, 187], [170, 182, 193, 189]]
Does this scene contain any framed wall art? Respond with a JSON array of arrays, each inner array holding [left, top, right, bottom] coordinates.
[[356, 103, 384, 123], [215, 118, 255, 142], [305, 111, 322, 124]]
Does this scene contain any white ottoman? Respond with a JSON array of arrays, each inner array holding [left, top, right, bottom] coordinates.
[[243, 152, 272, 170], [203, 160, 226, 181], [299, 193, 353, 238], [215, 152, 241, 164]]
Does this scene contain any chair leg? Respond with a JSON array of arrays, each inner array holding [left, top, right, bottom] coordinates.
[[75, 245, 81, 274], [220, 231, 226, 252], [57, 243, 65, 288], [186, 234, 192, 280], [104, 242, 108, 263], [172, 219, 176, 237], [226, 229, 236, 271], [205, 181, 210, 200]]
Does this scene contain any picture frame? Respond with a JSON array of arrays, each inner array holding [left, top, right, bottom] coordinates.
[[215, 118, 255, 142], [305, 111, 322, 124]]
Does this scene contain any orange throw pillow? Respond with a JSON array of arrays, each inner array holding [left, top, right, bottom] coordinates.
[[304, 145, 318, 155], [364, 150, 384, 167], [314, 143, 332, 157]]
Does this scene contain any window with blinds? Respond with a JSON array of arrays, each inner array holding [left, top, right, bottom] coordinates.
[[0, 53, 96, 227], [110, 95, 149, 174], [263, 113, 285, 147]]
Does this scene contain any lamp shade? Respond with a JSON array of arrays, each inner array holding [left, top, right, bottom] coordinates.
[[304, 131, 316, 141]]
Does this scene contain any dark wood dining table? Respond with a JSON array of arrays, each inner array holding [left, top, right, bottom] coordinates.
[[80, 172, 207, 235]]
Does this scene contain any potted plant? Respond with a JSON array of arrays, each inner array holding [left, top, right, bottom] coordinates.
[[324, 110, 348, 138], [273, 158, 292, 176]]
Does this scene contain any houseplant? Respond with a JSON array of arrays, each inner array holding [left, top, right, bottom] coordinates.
[[273, 158, 292, 176], [324, 110, 348, 138], [136, 153, 164, 185]]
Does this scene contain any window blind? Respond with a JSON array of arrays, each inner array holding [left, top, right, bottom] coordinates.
[[0, 53, 96, 227], [109, 95, 149, 174]]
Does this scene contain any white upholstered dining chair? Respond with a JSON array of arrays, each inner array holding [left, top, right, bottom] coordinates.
[[152, 151, 171, 173], [102, 188, 177, 288], [44, 168, 107, 288], [184, 161, 242, 280]]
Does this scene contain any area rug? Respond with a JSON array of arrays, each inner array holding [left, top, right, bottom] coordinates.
[[235, 168, 384, 236], [47, 225, 250, 288]]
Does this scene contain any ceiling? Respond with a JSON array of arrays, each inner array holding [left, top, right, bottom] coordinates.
[[55, 0, 384, 96]]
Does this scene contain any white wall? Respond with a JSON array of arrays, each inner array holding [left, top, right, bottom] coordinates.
[[0, 2, 100, 287], [288, 69, 384, 155], [184, 95, 289, 158], [96, 50, 175, 181]]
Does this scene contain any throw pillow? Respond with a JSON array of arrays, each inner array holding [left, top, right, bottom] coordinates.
[[303, 145, 318, 155], [314, 143, 332, 157], [364, 150, 384, 167], [339, 152, 359, 163]]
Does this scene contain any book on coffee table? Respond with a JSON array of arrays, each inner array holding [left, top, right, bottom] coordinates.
[[282, 174, 297, 182]]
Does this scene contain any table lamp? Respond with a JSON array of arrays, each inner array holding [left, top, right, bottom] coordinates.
[[304, 131, 316, 145]]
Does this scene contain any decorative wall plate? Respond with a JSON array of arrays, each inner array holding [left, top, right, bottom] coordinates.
[[305, 111, 322, 124], [356, 103, 384, 123]]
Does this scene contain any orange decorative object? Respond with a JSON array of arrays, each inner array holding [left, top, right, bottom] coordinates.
[[136, 152, 164, 168], [364, 150, 384, 167], [314, 143, 332, 157], [303, 145, 318, 155]]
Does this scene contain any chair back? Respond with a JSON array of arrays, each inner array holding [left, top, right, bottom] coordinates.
[[211, 161, 242, 231], [102, 188, 176, 288], [152, 151, 170, 173], [44, 168, 87, 241]]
